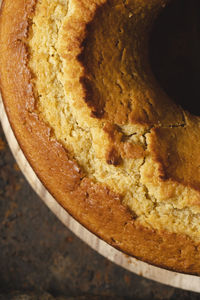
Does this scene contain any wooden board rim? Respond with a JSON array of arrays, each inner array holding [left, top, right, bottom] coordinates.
[[1, 94, 200, 293]]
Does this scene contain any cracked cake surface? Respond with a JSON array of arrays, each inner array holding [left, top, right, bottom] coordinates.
[[1, 0, 200, 274]]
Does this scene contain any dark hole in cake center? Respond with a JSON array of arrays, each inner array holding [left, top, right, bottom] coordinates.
[[150, 0, 200, 116]]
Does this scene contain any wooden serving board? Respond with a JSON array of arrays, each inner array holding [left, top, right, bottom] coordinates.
[[1, 95, 200, 293], [1, 0, 200, 289]]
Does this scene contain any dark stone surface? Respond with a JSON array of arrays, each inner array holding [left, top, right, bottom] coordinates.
[[150, 0, 200, 116], [1, 123, 200, 300], [1, 0, 200, 299]]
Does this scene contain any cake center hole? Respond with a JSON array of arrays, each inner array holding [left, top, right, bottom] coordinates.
[[150, 0, 200, 116]]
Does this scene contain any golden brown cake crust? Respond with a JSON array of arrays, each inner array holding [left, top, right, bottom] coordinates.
[[1, 0, 200, 275]]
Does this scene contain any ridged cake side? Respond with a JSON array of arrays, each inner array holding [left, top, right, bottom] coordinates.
[[2, 0, 200, 274]]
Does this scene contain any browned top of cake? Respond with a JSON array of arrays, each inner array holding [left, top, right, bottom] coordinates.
[[1, 0, 200, 274]]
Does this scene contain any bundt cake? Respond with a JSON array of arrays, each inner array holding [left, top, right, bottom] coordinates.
[[1, 0, 200, 274]]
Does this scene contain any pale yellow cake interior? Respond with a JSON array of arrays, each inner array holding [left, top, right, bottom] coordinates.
[[28, 0, 200, 240]]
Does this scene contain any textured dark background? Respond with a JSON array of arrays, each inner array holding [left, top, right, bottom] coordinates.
[[1, 0, 200, 299]]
